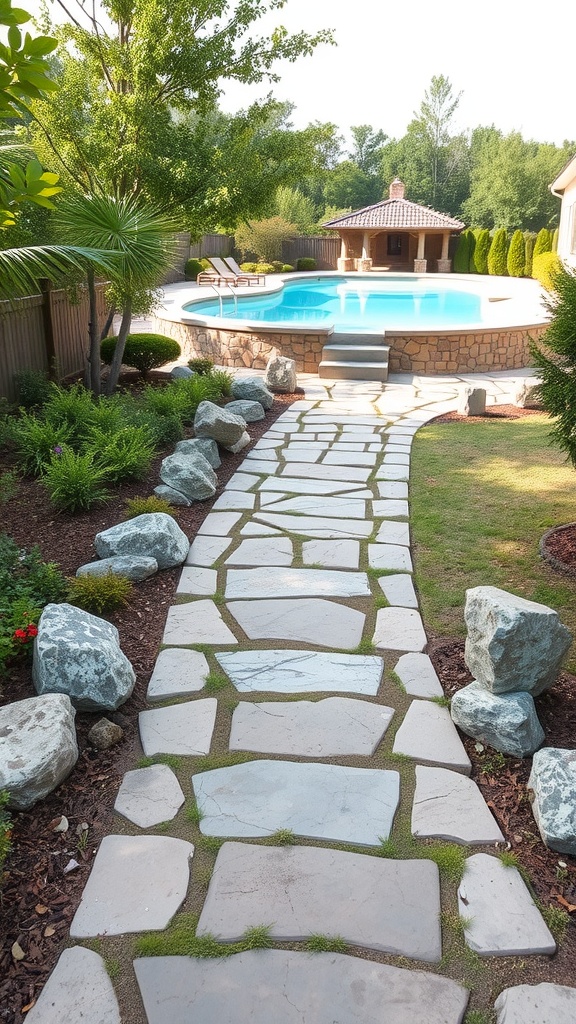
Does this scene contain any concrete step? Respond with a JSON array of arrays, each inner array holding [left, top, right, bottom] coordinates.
[[322, 344, 390, 363], [328, 332, 386, 346], [319, 360, 389, 381]]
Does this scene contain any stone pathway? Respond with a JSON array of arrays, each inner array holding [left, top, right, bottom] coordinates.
[[28, 370, 576, 1024]]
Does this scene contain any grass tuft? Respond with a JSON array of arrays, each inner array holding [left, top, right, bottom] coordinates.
[[136, 754, 182, 771], [204, 672, 229, 694], [304, 934, 347, 953], [538, 902, 570, 944], [424, 842, 466, 883]]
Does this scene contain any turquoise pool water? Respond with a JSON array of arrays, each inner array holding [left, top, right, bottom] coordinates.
[[184, 276, 483, 330]]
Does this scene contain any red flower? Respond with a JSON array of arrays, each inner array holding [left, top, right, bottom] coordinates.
[[26, 625, 38, 637], [13, 629, 28, 641]]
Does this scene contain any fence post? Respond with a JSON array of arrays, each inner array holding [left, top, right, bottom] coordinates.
[[39, 279, 58, 380]]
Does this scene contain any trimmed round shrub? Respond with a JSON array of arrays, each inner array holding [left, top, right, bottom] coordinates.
[[296, 257, 317, 271], [188, 358, 214, 375], [533, 228, 552, 259], [487, 228, 508, 276], [270, 261, 284, 272], [472, 229, 490, 275], [282, 264, 294, 272], [532, 252, 562, 292], [101, 334, 181, 378], [453, 230, 472, 273], [507, 230, 525, 277], [184, 257, 209, 280]]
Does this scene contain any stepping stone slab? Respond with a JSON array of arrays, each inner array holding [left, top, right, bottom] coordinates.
[[226, 472, 260, 490], [229, 697, 393, 756], [259, 476, 368, 496], [376, 464, 409, 481], [198, 843, 441, 960], [494, 983, 576, 1024], [176, 566, 217, 595], [394, 652, 444, 697], [450, 682, 545, 757], [374, 520, 410, 546], [323, 450, 376, 466], [227, 598, 365, 649], [302, 538, 360, 568], [198, 511, 242, 536], [378, 573, 418, 608], [373, 607, 426, 652], [224, 537, 293, 566], [212, 490, 255, 511], [368, 543, 413, 572], [185, 536, 231, 566], [134, 949, 469, 1024], [25, 947, 120, 1024], [464, 586, 572, 696], [70, 834, 194, 937], [261, 495, 366, 518], [373, 499, 410, 518], [162, 600, 237, 645], [412, 766, 504, 845], [225, 567, 370, 599], [393, 701, 471, 775], [256, 512, 373, 539], [193, 760, 400, 845], [216, 649, 383, 694], [237, 458, 278, 474], [281, 448, 321, 462], [240, 522, 281, 536], [114, 764, 185, 828], [528, 747, 576, 856], [246, 447, 280, 461], [95, 513, 189, 569], [146, 648, 209, 701], [378, 480, 409, 498], [139, 699, 217, 756], [383, 452, 410, 465], [0, 693, 78, 810], [280, 463, 371, 482], [76, 555, 158, 581], [457, 853, 556, 956]]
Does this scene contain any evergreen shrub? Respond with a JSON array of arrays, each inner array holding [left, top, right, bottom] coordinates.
[[532, 252, 562, 292], [507, 230, 525, 277], [67, 570, 133, 614], [101, 334, 181, 378], [487, 229, 509, 276], [533, 228, 552, 258], [524, 233, 535, 278], [296, 258, 317, 271], [530, 263, 576, 465], [453, 230, 472, 273], [472, 229, 491, 274]]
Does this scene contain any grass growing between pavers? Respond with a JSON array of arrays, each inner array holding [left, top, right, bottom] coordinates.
[[410, 415, 576, 667]]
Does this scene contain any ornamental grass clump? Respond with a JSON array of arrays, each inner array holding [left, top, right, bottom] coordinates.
[[124, 495, 175, 519], [42, 447, 110, 512], [67, 570, 133, 614]]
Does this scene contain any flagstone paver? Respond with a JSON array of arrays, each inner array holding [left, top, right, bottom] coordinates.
[[368, 542, 413, 571], [197, 843, 441, 959], [259, 475, 368, 495], [25, 947, 121, 1024], [114, 764, 185, 828], [373, 607, 427, 652], [229, 697, 393, 756], [185, 535, 232, 566], [394, 652, 444, 697], [198, 511, 243, 535], [281, 462, 371, 482], [374, 520, 411, 545], [377, 480, 409, 498], [211, 490, 256, 510], [256, 512, 373, 538], [215, 649, 383, 694], [139, 699, 217, 756], [302, 538, 360, 568], [176, 566, 217, 594], [193, 760, 400, 844], [146, 648, 209, 701], [224, 537, 293, 566], [227, 597, 365, 648], [373, 499, 410, 518], [163, 599, 237, 645], [494, 983, 576, 1023], [378, 573, 418, 607], [412, 766, 504, 844], [393, 700, 472, 774], [259, 495, 367, 518], [224, 567, 370, 599]]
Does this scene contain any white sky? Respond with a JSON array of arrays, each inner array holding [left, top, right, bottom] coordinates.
[[23, 0, 576, 148]]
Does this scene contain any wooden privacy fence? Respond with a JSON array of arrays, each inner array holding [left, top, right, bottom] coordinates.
[[0, 282, 108, 402], [282, 236, 340, 270]]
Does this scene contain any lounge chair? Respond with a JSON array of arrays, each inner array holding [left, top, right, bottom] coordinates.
[[222, 256, 266, 285], [205, 256, 263, 286]]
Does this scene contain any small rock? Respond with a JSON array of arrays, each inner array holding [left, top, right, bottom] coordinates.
[[153, 484, 193, 506], [528, 747, 576, 856], [451, 682, 545, 757], [95, 513, 190, 569], [76, 555, 158, 582], [11, 941, 25, 961], [175, 437, 221, 468], [226, 430, 251, 454], [193, 400, 246, 447], [225, 399, 265, 422], [52, 815, 69, 833], [230, 376, 274, 410], [265, 354, 297, 393], [63, 858, 80, 874], [88, 718, 124, 750], [171, 365, 195, 379], [458, 387, 486, 416]]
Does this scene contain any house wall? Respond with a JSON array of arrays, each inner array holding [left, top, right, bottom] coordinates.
[[557, 178, 576, 270]]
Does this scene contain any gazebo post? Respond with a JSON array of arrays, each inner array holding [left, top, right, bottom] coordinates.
[[414, 232, 427, 273], [357, 231, 373, 273], [337, 234, 355, 272], [437, 232, 452, 273]]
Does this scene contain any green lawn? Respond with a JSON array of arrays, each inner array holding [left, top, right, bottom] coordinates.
[[410, 414, 576, 668]]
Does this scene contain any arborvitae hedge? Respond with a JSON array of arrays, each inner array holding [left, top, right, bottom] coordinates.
[[487, 228, 508, 276], [552, 228, 559, 252], [533, 228, 552, 258], [524, 233, 535, 278], [453, 230, 472, 273], [467, 231, 477, 273], [507, 230, 525, 277], [473, 229, 491, 274]]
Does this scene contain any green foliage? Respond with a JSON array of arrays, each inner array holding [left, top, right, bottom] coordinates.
[[0, 533, 66, 675], [524, 232, 535, 277], [0, 470, 18, 504], [453, 229, 472, 273], [13, 369, 51, 408], [188, 358, 214, 375], [533, 227, 552, 258], [235, 217, 296, 262], [84, 425, 156, 483], [530, 264, 576, 466], [472, 228, 491, 274], [273, 186, 317, 232], [44, 381, 96, 428], [184, 257, 209, 280], [67, 570, 133, 614], [239, 261, 275, 273], [304, 934, 347, 953], [124, 495, 175, 519], [506, 229, 525, 277], [282, 264, 294, 272], [100, 334, 181, 378], [487, 228, 508, 276], [296, 257, 317, 271], [42, 447, 110, 512], [467, 230, 476, 272], [552, 227, 559, 252], [9, 412, 74, 476], [532, 251, 562, 291], [538, 902, 570, 943], [0, 790, 11, 876]]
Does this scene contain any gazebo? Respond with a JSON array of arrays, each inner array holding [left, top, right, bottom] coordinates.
[[323, 179, 465, 274]]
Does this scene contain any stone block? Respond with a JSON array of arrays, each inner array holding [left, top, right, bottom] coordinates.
[[458, 387, 486, 416], [451, 682, 545, 757], [225, 399, 265, 422], [230, 376, 274, 410], [494, 983, 576, 1023], [265, 354, 297, 393], [175, 436, 221, 468], [76, 555, 158, 581]]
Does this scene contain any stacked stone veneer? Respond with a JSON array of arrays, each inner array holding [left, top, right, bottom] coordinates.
[[152, 316, 548, 376]]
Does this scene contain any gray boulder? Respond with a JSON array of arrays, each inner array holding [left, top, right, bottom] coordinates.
[[265, 354, 297, 393], [76, 556, 158, 581], [226, 430, 251, 454], [95, 513, 189, 569], [154, 484, 193, 507], [0, 693, 78, 810], [193, 400, 246, 447], [175, 437, 221, 468], [464, 586, 571, 696], [171, 365, 195, 379], [458, 386, 486, 416], [160, 450, 217, 501], [451, 682, 544, 757], [514, 381, 544, 409], [528, 748, 576, 856], [230, 376, 274, 410], [33, 603, 136, 712], [225, 400, 265, 423]]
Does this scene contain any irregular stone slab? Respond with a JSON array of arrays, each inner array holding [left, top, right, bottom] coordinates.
[[382, 452, 410, 465], [198, 511, 242, 536], [323, 450, 376, 466], [177, 566, 217, 595], [261, 495, 366, 519], [216, 649, 383, 694], [373, 499, 409, 519], [225, 537, 293, 566], [369, 543, 413, 571], [95, 513, 189, 569], [451, 683, 545, 757], [259, 476, 367, 496], [212, 490, 255, 511], [139, 699, 217, 756], [378, 480, 409, 498], [394, 652, 444, 697], [302, 539, 360, 568], [256, 512, 372, 539], [231, 375, 274, 409], [194, 400, 246, 446], [175, 436, 221, 468], [378, 574, 418, 608], [0, 694, 78, 810], [134, 949, 469, 1024], [227, 598, 365, 649], [162, 600, 237, 646], [282, 448, 321, 463], [193, 760, 399, 844], [458, 853, 556, 956], [265, 353, 297, 392], [115, 765, 185, 827], [198, 843, 440, 960], [225, 567, 370, 599], [376, 464, 409, 481], [253, 436, 282, 449], [238, 458, 279, 474], [227, 471, 260, 490], [494, 982, 576, 1023], [70, 834, 193, 937], [160, 449, 217, 501], [230, 698, 393, 756], [25, 947, 121, 1024], [225, 399, 265, 422], [186, 536, 232, 566], [281, 462, 371, 482], [464, 586, 572, 695], [373, 607, 426, 652], [528, 747, 576, 855], [393, 701, 471, 775], [412, 766, 504, 845], [375, 520, 410, 546], [33, 603, 135, 712], [147, 648, 209, 701], [76, 555, 158, 581], [247, 446, 279, 460], [240, 522, 281, 536]]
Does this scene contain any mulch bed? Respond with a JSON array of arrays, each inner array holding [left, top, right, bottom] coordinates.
[[540, 522, 576, 577]]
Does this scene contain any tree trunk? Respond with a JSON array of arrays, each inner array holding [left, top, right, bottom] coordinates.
[[100, 305, 116, 342], [105, 298, 132, 394], [86, 267, 102, 396]]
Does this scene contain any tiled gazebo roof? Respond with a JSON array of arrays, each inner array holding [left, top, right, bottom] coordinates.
[[323, 193, 465, 232]]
